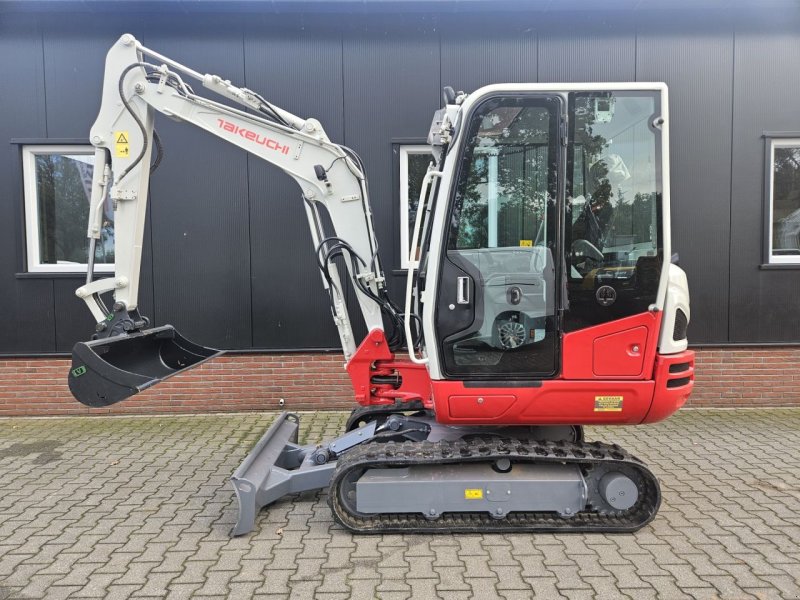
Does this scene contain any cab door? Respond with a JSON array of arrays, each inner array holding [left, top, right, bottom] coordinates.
[[434, 94, 563, 379]]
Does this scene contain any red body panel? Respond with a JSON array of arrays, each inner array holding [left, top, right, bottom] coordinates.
[[593, 326, 648, 376], [346, 313, 694, 426], [346, 330, 433, 408], [561, 312, 661, 380], [433, 380, 655, 424], [642, 350, 695, 423]]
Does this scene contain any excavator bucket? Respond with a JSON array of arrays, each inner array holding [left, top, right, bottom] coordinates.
[[68, 325, 222, 407]]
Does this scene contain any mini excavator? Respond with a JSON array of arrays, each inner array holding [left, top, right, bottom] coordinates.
[[68, 34, 695, 536]]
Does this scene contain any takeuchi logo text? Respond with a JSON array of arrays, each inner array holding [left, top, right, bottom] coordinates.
[[217, 119, 290, 155]]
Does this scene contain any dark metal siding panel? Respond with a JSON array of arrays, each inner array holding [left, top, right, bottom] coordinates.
[[729, 18, 800, 343], [0, 279, 56, 355], [538, 18, 636, 82], [440, 17, 538, 93], [636, 25, 735, 344], [40, 16, 135, 139], [53, 278, 94, 352], [0, 15, 55, 354], [244, 17, 344, 349], [143, 24, 253, 350], [342, 16, 440, 329]]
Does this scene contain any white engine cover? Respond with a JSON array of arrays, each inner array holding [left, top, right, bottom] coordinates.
[[658, 263, 690, 354]]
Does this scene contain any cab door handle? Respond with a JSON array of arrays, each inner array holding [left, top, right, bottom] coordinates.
[[457, 276, 470, 305]]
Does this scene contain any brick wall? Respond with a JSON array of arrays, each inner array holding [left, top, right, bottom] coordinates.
[[690, 347, 800, 407], [0, 353, 353, 416], [0, 347, 797, 416]]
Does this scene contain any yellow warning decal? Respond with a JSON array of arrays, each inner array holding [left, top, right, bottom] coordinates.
[[114, 131, 130, 158], [519, 240, 533, 247], [464, 489, 483, 500], [594, 395, 623, 412]]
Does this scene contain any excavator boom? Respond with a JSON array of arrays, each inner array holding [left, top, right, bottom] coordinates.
[[70, 34, 395, 406]]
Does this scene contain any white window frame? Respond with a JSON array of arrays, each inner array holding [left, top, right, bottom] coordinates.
[[22, 144, 114, 274], [399, 145, 434, 269], [768, 138, 800, 265]]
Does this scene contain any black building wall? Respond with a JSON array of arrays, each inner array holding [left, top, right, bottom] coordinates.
[[1, 2, 798, 355]]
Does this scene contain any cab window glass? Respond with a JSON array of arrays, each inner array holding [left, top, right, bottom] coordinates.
[[566, 92, 663, 330], [449, 102, 554, 252]]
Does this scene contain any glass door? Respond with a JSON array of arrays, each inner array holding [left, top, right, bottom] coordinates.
[[436, 94, 562, 378]]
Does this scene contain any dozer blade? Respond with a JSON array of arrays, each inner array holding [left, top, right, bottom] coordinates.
[[68, 325, 222, 407], [229, 411, 380, 536], [230, 412, 337, 536]]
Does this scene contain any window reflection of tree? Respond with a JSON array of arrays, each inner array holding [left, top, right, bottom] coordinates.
[[451, 96, 659, 261], [773, 147, 800, 253], [35, 155, 114, 265], [406, 153, 432, 249], [453, 106, 550, 250], [572, 95, 657, 260]]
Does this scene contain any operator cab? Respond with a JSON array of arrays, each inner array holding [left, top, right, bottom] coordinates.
[[417, 85, 667, 382]]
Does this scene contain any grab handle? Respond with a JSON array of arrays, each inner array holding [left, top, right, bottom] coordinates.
[[456, 276, 470, 305], [404, 168, 442, 365]]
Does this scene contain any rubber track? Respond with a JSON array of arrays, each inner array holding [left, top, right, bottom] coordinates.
[[328, 437, 661, 534]]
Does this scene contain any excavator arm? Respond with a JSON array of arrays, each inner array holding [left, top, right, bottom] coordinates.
[[69, 34, 409, 406]]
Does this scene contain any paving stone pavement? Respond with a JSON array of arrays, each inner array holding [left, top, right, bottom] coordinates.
[[0, 409, 799, 600]]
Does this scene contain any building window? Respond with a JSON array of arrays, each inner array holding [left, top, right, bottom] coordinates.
[[22, 145, 114, 273], [399, 145, 433, 268], [769, 139, 800, 264]]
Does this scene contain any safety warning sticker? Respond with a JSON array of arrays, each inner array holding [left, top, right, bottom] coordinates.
[[114, 131, 130, 158], [464, 489, 483, 500], [594, 395, 623, 412], [519, 240, 533, 247]]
